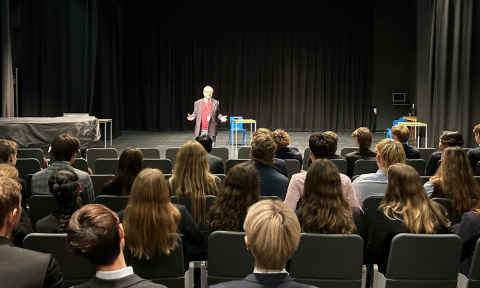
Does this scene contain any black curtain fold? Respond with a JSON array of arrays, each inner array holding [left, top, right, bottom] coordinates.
[[1, 0, 14, 116]]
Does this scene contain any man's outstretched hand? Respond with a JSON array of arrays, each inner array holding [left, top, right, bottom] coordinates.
[[220, 115, 228, 123], [187, 114, 195, 121]]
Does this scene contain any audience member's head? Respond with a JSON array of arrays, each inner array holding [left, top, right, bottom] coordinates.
[[253, 128, 273, 139], [473, 124, 480, 144], [209, 163, 260, 232], [196, 134, 213, 153], [48, 169, 82, 233], [51, 134, 80, 162], [272, 130, 290, 150], [438, 131, 463, 149], [0, 164, 19, 180], [243, 200, 300, 271], [0, 140, 18, 165], [391, 125, 410, 144], [300, 159, 356, 234], [0, 175, 22, 237], [309, 132, 336, 159], [324, 131, 339, 145], [66, 204, 122, 266], [111, 147, 143, 196], [250, 134, 276, 166], [383, 163, 450, 233], [351, 127, 372, 149], [375, 139, 406, 171], [124, 168, 180, 259]]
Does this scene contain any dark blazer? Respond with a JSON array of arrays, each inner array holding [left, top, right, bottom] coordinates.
[[345, 148, 377, 178], [191, 98, 224, 137], [425, 150, 442, 176], [207, 273, 317, 288], [402, 143, 420, 159], [246, 159, 288, 178], [74, 274, 166, 288], [207, 153, 225, 174], [252, 163, 289, 200], [451, 211, 480, 276], [18, 177, 28, 209], [467, 146, 480, 173], [12, 208, 33, 247], [0, 236, 63, 287], [102, 181, 130, 196], [275, 147, 303, 169], [36, 213, 61, 233]]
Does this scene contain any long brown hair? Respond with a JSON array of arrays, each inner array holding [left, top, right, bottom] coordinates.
[[168, 141, 218, 224], [209, 163, 260, 232], [382, 163, 450, 233], [111, 147, 143, 195], [300, 159, 357, 234], [123, 168, 180, 260], [430, 146, 480, 216]]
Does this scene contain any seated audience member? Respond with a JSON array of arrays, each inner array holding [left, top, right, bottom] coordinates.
[[391, 124, 420, 159], [37, 169, 82, 233], [0, 139, 27, 209], [272, 129, 303, 169], [451, 201, 480, 276], [296, 159, 366, 243], [67, 204, 165, 287], [208, 200, 317, 288], [208, 163, 260, 233], [196, 134, 225, 174], [249, 134, 289, 200], [425, 130, 464, 176], [424, 147, 480, 215], [284, 132, 360, 211], [345, 127, 377, 177], [0, 175, 63, 287], [32, 134, 94, 204], [102, 147, 143, 196], [467, 124, 480, 173], [325, 131, 344, 159], [168, 141, 220, 226], [367, 163, 450, 274], [247, 128, 288, 178], [352, 139, 406, 206]]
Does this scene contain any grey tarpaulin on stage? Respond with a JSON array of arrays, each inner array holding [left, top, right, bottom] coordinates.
[[0, 117, 101, 151]]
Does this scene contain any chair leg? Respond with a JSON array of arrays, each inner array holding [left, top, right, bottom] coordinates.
[[228, 131, 232, 144]]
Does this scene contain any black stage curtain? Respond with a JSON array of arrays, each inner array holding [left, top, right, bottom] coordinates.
[[1, 0, 14, 117], [124, 0, 374, 132], [417, 0, 480, 147]]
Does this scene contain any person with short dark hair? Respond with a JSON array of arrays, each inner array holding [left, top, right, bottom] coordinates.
[[324, 131, 344, 159], [345, 127, 377, 177], [391, 125, 420, 159], [31, 134, 94, 204], [196, 134, 225, 174], [272, 129, 303, 169], [102, 147, 143, 196], [425, 131, 464, 176], [467, 124, 480, 173]]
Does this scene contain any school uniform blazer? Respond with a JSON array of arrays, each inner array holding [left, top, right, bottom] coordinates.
[[73, 274, 166, 288], [206, 273, 318, 288]]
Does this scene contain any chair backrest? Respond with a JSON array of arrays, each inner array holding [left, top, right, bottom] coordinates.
[[95, 158, 119, 175], [290, 233, 365, 288], [71, 158, 89, 173], [230, 116, 244, 130], [475, 176, 480, 187], [353, 159, 378, 176], [28, 195, 58, 232], [407, 159, 426, 176], [431, 198, 479, 225], [138, 148, 161, 158], [238, 146, 251, 159], [477, 162, 480, 176], [225, 159, 249, 174], [303, 148, 311, 170], [169, 195, 217, 217], [260, 195, 281, 201], [16, 158, 41, 179], [165, 147, 181, 168], [164, 174, 173, 181], [210, 147, 229, 165], [142, 159, 172, 174], [207, 231, 254, 285], [285, 159, 301, 180], [362, 196, 384, 236], [124, 235, 185, 288], [94, 195, 130, 212], [468, 238, 480, 287], [290, 146, 300, 152], [331, 159, 348, 175], [418, 148, 436, 163], [213, 174, 226, 182], [341, 147, 359, 157], [420, 176, 430, 184], [25, 173, 33, 200], [17, 148, 45, 168], [24, 233, 96, 287], [384, 234, 462, 288], [86, 148, 118, 174], [90, 174, 114, 197]]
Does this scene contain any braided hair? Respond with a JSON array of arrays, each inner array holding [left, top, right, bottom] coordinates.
[[48, 169, 82, 233]]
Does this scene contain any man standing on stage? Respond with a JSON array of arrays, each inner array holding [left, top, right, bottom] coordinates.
[[187, 86, 227, 146]]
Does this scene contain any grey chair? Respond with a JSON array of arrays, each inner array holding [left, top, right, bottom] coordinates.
[[237, 146, 251, 159], [331, 159, 348, 175], [164, 174, 173, 180], [285, 159, 301, 180], [90, 174, 114, 197], [16, 158, 41, 179], [418, 148, 436, 163], [303, 148, 311, 170], [431, 198, 479, 225], [458, 239, 480, 288], [260, 195, 281, 201], [211, 147, 229, 165], [95, 158, 119, 175], [341, 147, 359, 157], [25, 173, 34, 199], [207, 231, 254, 285], [371, 234, 462, 288], [225, 159, 249, 174], [165, 147, 181, 168], [290, 234, 366, 288], [353, 159, 378, 176], [94, 195, 129, 212], [28, 195, 58, 232], [24, 233, 96, 287], [138, 148, 161, 158], [17, 148, 45, 168], [362, 196, 384, 238], [213, 174, 226, 182], [142, 159, 172, 174], [71, 158, 89, 173], [86, 148, 118, 174], [420, 176, 430, 184], [407, 159, 426, 176], [477, 162, 480, 176], [475, 176, 480, 186]]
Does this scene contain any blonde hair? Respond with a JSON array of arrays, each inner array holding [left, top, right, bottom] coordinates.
[[473, 124, 480, 135], [244, 200, 300, 271], [169, 141, 218, 224], [391, 125, 410, 143], [382, 163, 450, 233], [0, 164, 19, 180], [376, 139, 406, 171], [123, 168, 181, 260], [351, 127, 372, 149], [0, 175, 21, 230]]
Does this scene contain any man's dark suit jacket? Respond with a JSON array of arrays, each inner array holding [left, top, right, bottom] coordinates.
[[207, 273, 317, 288], [0, 236, 63, 287], [345, 148, 377, 177], [275, 147, 303, 169], [246, 159, 288, 178], [207, 153, 225, 174], [74, 274, 166, 288], [467, 146, 480, 173], [402, 143, 420, 159], [425, 150, 442, 176], [191, 98, 223, 137]]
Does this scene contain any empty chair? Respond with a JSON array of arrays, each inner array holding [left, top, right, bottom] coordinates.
[[71, 158, 89, 173], [28, 195, 58, 232], [431, 198, 479, 225], [418, 148, 436, 163], [210, 147, 229, 165], [303, 148, 311, 170], [353, 159, 378, 176], [165, 147, 181, 168], [238, 146, 251, 159], [331, 159, 348, 175], [362, 196, 384, 235], [225, 159, 249, 174], [90, 174, 114, 197], [17, 148, 45, 168], [23, 233, 96, 287], [285, 159, 301, 180], [86, 148, 118, 174], [371, 234, 462, 288], [341, 147, 359, 157], [290, 234, 366, 288], [95, 158, 118, 175], [228, 116, 247, 145], [407, 159, 426, 176], [94, 195, 130, 212], [16, 158, 41, 179], [142, 159, 172, 174], [458, 239, 480, 288], [138, 148, 161, 158]]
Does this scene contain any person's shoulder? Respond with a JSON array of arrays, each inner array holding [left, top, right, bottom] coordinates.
[[345, 150, 360, 157], [4, 245, 55, 265], [291, 171, 307, 181], [71, 167, 90, 179], [468, 146, 480, 154], [207, 153, 223, 162], [175, 204, 188, 214]]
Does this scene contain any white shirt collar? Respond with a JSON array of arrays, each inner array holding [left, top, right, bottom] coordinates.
[[96, 266, 134, 280], [253, 267, 288, 274], [204, 97, 212, 103]]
